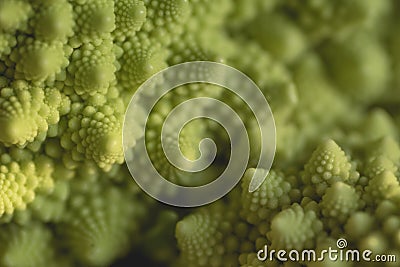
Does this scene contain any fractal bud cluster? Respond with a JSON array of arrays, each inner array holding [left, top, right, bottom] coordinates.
[[0, 0, 399, 266]]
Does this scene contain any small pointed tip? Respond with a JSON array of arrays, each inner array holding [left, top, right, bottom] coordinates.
[[323, 138, 337, 147]]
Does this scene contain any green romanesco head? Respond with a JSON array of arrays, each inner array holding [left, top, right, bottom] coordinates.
[[0, 0, 399, 266]]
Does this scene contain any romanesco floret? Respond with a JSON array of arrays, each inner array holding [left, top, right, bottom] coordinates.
[[0, 223, 61, 267], [0, 160, 36, 216], [301, 139, 359, 197], [0, 0, 31, 33], [244, 13, 307, 64], [61, 101, 124, 170], [267, 203, 324, 251], [320, 181, 360, 223], [59, 184, 138, 266], [141, 0, 190, 45], [240, 168, 291, 225], [0, 81, 68, 148], [280, 0, 389, 42], [66, 38, 116, 95], [0, 83, 47, 146], [31, 0, 75, 43], [113, 0, 146, 41], [0, 33, 16, 57], [70, 0, 115, 45], [320, 32, 390, 103], [117, 34, 167, 91], [344, 211, 376, 241], [364, 171, 400, 205], [11, 38, 70, 82], [176, 203, 241, 267]]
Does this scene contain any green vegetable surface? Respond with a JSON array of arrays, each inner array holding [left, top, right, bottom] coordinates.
[[0, 0, 400, 266]]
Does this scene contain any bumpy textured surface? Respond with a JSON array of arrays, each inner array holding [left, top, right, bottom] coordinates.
[[175, 202, 244, 267], [0, 81, 65, 146], [320, 181, 360, 223], [31, 0, 74, 43], [11, 39, 70, 83], [0, 0, 400, 266], [113, 0, 146, 41], [0, 0, 31, 33], [60, 182, 138, 266], [267, 203, 323, 250], [66, 38, 116, 95], [301, 139, 359, 197], [0, 223, 60, 267], [0, 161, 36, 216], [240, 168, 292, 225], [117, 34, 167, 91]]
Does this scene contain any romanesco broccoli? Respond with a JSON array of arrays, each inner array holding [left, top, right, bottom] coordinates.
[[0, 0, 399, 266]]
